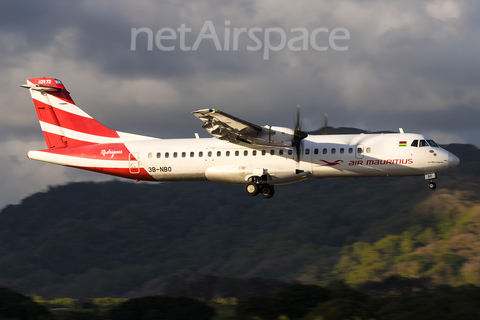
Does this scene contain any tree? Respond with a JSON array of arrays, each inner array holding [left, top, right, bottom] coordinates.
[[275, 284, 331, 319], [108, 295, 215, 320], [303, 297, 377, 320], [0, 287, 52, 320], [235, 296, 282, 320]]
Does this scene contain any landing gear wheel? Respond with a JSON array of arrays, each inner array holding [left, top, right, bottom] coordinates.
[[428, 182, 437, 190], [245, 182, 259, 196], [260, 185, 275, 199]]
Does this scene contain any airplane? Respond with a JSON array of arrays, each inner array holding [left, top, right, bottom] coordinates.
[[21, 77, 460, 199]]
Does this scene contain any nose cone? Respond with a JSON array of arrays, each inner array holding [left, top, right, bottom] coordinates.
[[449, 153, 460, 169]]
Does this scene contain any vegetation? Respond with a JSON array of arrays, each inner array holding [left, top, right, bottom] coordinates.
[[0, 286, 52, 320], [336, 188, 480, 287], [0, 144, 477, 298], [108, 295, 215, 320], [3, 280, 480, 319], [228, 280, 480, 320]]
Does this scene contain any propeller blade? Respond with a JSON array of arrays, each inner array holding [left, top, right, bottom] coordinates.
[[293, 104, 308, 161]]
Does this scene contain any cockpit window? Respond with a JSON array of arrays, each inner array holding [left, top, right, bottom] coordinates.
[[427, 140, 438, 147], [411, 140, 418, 147], [419, 140, 429, 147]]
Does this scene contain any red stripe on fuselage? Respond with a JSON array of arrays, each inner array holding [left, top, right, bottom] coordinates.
[[33, 99, 119, 138]]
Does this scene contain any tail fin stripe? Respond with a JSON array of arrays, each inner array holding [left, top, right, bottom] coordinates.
[[40, 131, 96, 147], [32, 93, 92, 119], [33, 98, 120, 138], [40, 121, 126, 144]]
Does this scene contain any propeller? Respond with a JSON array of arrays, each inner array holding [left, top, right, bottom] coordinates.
[[293, 104, 308, 161]]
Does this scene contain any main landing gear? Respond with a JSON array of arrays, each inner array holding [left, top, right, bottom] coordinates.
[[244, 181, 275, 199]]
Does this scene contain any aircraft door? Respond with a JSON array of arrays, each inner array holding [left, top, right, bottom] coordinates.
[[129, 152, 140, 174], [356, 144, 364, 159], [303, 140, 313, 172]]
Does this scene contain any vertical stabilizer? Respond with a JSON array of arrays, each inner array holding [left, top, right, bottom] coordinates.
[[20, 78, 120, 148]]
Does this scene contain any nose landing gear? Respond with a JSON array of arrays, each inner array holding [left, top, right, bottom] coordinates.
[[425, 173, 437, 190]]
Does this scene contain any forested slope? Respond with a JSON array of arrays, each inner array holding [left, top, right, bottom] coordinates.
[[0, 144, 477, 298]]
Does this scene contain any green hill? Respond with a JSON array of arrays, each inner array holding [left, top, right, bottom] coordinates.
[[0, 144, 477, 298]]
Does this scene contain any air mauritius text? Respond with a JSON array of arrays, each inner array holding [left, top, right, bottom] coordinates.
[[349, 159, 414, 166], [130, 21, 350, 60]]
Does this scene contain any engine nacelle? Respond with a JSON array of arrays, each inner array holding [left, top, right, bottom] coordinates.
[[205, 165, 252, 184], [247, 126, 295, 147], [205, 164, 312, 185]]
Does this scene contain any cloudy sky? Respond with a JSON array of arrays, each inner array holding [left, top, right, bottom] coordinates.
[[1, 0, 479, 208]]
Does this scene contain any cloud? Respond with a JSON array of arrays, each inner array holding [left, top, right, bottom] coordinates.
[[426, 0, 461, 21]]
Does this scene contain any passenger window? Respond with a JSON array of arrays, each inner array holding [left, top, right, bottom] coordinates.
[[348, 148, 353, 154], [270, 150, 275, 155], [217, 151, 221, 157], [244, 150, 248, 156], [148, 153, 152, 159], [366, 147, 371, 153], [314, 149, 319, 154], [305, 149, 310, 155], [420, 140, 428, 147], [157, 152, 161, 158], [199, 151, 203, 157], [288, 149, 293, 155], [190, 152, 194, 157], [262, 150, 266, 156], [340, 148, 344, 154], [411, 140, 418, 147], [331, 148, 336, 154], [357, 147, 363, 154], [226, 151, 230, 156], [253, 150, 257, 156], [235, 150, 239, 156], [323, 148, 327, 154], [173, 152, 178, 158], [165, 152, 169, 158], [182, 152, 186, 158], [279, 149, 284, 155], [208, 151, 212, 157]]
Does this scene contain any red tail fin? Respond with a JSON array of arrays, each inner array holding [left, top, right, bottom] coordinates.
[[21, 78, 119, 148]]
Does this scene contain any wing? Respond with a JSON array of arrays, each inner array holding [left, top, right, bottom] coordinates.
[[192, 109, 263, 144], [192, 109, 300, 147]]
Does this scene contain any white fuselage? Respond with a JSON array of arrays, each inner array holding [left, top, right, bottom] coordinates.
[[28, 132, 458, 186]]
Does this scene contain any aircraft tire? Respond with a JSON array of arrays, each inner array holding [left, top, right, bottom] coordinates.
[[428, 182, 436, 190], [260, 185, 275, 199], [245, 182, 259, 196]]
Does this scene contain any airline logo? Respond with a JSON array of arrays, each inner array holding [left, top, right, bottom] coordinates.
[[317, 159, 343, 166], [399, 141, 407, 147]]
